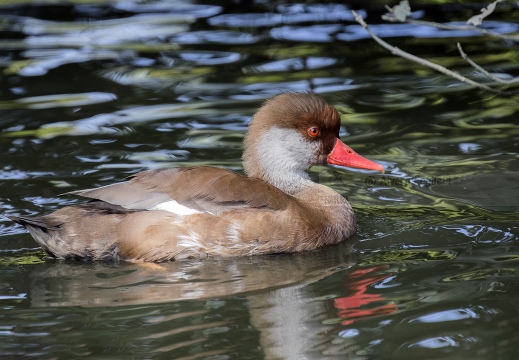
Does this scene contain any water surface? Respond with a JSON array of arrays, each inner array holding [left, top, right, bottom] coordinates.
[[0, 1, 518, 359]]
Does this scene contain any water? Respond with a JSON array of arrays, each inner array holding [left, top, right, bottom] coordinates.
[[0, 1, 518, 359]]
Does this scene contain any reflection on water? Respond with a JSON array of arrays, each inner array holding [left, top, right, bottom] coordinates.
[[0, 0, 518, 359], [25, 243, 355, 307], [334, 266, 398, 326], [1, 244, 358, 358]]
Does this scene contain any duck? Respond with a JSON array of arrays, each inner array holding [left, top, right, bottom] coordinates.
[[10, 92, 384, 262]]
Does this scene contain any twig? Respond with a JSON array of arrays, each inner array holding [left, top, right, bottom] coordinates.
[[351, 11, 506, 95], [406, 18, 519, 41], [382, 0, 519, 41], [457, 42, 519, 84]]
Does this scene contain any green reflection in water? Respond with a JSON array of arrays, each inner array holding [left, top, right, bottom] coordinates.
[[443, 268, 516, 282], [0, 250, 46, 266], [359, 249, 458, 266], [3, 125, 75, 139]]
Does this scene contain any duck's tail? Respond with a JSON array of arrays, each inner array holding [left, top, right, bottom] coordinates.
[[9, 215, 63, 258], [8, 203, 124, 261]]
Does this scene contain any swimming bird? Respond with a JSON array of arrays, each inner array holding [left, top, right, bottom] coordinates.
[[10, 92, 384, 262]]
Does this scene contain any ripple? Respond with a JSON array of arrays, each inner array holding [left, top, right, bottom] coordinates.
[[3, 14, 191, 56], [3, 103, 227, 139], [7, 49, 121, 76], [171, 30, 261, 45], [175, 78, 359, 102], [407, 335, 471, 349], [113, 2, 222, 18], [0, 92, 117, 109], [411, 308, 480, 323], [0, 168, 54, 180], [19, 14, 193, 36], [244, 57, 339, 73], [271, 24, 343, 42], [209, 6, 364, 28], [208, 13, 283, 28], [125, 149, 189, 160], [99, 66, 213, 89], [75, 155, 111, 164], [276, 3, 361, 22], [160, 50, 242, 66], [177, 130, 243, 149], [354, 92, 425, 110]]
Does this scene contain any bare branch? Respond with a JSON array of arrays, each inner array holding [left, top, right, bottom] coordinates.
[[406, 18, 519, 41], [382, 0, 519, 41], [457, 42, 519, 84], [351, 11, 506, 95]]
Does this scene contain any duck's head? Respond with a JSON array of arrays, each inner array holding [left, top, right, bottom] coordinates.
[[242, 92, 384, 192]]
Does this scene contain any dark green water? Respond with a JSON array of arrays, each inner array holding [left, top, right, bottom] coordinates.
[[0, 1, 518, 359]]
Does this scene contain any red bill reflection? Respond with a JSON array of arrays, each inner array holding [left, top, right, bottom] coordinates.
[[334, 266, 398, 326]]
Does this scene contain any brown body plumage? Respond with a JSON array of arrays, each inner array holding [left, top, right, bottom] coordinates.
[[10, 92, 383, 262]]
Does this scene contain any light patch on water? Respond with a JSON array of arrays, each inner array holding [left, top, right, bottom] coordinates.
[[459, 142, 481, 153], [411, 308, 479, 323], [410, 336, 459, 349]]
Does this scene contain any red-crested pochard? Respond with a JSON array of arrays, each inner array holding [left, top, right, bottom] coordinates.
[[10, 92, 383, 262]]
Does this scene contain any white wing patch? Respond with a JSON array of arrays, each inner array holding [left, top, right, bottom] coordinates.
[[150, 200, 201, 215]]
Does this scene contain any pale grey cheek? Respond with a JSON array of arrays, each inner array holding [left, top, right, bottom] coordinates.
[[285, 133, 318, 165], [306, 141, 322, 165]]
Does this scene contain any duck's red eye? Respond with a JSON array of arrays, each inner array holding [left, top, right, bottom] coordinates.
[[308, 127, 320, 137]]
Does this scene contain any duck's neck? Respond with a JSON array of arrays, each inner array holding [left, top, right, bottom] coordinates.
[[243, 127, 317, 195]]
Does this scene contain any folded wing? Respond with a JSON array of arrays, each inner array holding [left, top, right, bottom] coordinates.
[[64, 167, 292, 215]]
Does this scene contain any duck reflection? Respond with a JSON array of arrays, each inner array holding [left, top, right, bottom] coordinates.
[[26, 242, 365, 358], [28, 242, 355, 307]]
